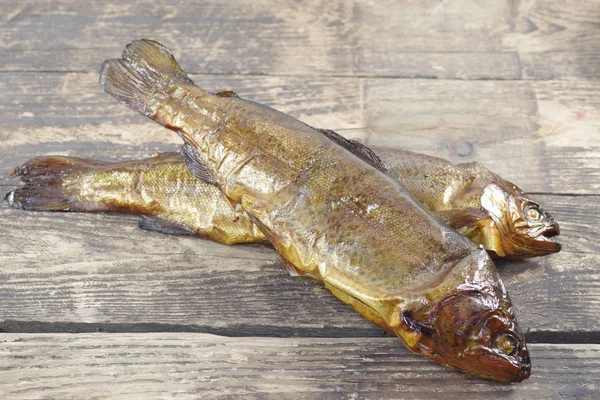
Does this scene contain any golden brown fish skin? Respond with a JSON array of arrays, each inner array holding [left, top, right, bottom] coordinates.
[[6, 154, 265, 245], [100, 39, 530, 382], [373, 147, 561, 258], [9, 146, 560, 260]]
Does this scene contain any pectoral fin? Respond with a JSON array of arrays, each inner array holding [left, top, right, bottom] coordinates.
[[437, 207, 489, 231], [438, 208, 507, 256], [400, 310, 439, 359], [138, 215, 196, 236]]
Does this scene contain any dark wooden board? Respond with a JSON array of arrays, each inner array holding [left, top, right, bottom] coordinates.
[[0, 334, 598, 399], [0, 194, 596, 339]]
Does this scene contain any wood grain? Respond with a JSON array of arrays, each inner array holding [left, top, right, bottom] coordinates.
[[362, 78, 600, 195], [1, 0, 599, 79], [0, 72, 598, 194], [0, 0, 598, 396], [0, 334, 598, 399], [0, 194, 597, 337]]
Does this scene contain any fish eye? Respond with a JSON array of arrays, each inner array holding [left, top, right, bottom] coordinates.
[[525, 205, 542, 222], [495, 334, 518, 356]]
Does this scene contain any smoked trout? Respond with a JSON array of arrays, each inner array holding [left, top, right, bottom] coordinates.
[[373, 147, 560, 258], [7, 147, 560, 258], [99, 39, 531, 381], [5, 153, 264, 245]]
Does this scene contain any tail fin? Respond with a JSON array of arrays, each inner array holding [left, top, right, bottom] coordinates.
[[11, 156, 99, 184], [5, 156, 97, 211], [5, 185, 74, 211], [100, 39, 194, 117]]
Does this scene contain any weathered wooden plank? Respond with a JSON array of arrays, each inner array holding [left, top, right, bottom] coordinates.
[[0, 0, 599, 79], [0, 334, 597, 399], [0, 0, 595, 397], [0, 194, 597, 337], [361, 78, 600, 194], [0, 72, 598, 194], [0, 72, 361, 129]]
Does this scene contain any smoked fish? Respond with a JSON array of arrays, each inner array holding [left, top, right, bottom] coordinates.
[[5, 153, 264, 245], [7, 147, 560, 258], [98, 39, 530, 381], [374, 147, 560, 258]]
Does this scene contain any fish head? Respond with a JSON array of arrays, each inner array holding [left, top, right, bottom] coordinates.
[[407, 287, 530, 383], [480, 183, 560, 258]]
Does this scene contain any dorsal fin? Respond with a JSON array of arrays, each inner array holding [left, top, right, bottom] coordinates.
[[215, 90, 239, 98], [317, 128, 387, 172]]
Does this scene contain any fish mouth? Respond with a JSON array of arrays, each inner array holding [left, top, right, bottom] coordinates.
[[503, 222, 561, 258], [531, 221, 560, 245], [473, 347, 531, 383], [526, 235, 561, 256], [542, 224, 560, 239]]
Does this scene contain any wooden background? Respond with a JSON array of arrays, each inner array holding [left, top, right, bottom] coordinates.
[[0, 0, 599, 398]]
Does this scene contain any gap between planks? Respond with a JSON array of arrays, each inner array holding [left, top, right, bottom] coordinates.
[[0, 194, 597, 335], [1, 320, 599, 345], [1, 70, 599, 81]]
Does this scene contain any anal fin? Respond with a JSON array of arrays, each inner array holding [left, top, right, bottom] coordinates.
[[180, 143, 216, 185], [138, 215, 196, 236]]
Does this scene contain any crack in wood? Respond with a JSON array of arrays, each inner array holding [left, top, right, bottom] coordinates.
[[1, 320, 599, 344]]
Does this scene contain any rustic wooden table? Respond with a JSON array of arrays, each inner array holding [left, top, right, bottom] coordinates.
[[1, 1, 598, 398]]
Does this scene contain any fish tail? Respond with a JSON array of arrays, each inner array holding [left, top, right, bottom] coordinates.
[[100, 39, 195, 118], [5, 185, 74, 211], [10, 156, 98, 183], [5, 156, 98, 211]]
